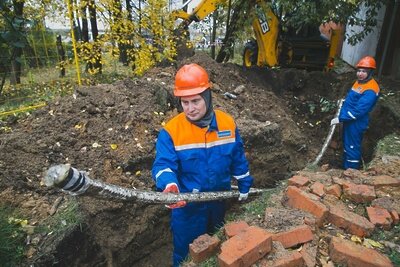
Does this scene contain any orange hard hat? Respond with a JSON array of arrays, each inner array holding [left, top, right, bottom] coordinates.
[[174, 64, 211, 96], [356, 56, 376, 69]]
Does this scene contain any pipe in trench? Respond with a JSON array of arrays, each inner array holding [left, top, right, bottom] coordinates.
[[310, 98, 344, 167], [44, 164, 268, 204]]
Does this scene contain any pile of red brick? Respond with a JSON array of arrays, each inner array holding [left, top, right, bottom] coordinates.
[[187, 168, 399, 267]]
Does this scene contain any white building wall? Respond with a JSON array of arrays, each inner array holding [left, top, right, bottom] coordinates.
[[341, 4, 386, 67]]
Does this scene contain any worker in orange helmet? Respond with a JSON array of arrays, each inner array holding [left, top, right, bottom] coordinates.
[[330, 56, 380, 169], [152, 63, 253, 266]]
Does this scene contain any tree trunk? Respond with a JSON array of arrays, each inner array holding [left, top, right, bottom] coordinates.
[[9, 0, 24, 85], [0, 62, 7, 95], [73, 0, 82, 41], [111, 0, 127, 65], [89, 0, 102, 73], [56, 35, 66, 77], [211, 10, 218, 59], [81, 3, 89, 42], [216, 0, 253, 63]]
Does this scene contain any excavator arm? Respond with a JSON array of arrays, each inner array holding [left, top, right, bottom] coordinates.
[[173, 0, 227, 26]]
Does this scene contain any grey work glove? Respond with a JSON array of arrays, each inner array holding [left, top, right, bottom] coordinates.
[[238, 193, 249, 201], [330, 118, 339, 126]]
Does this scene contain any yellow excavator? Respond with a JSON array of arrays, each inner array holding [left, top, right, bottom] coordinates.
[[173, 0, 341, 71]]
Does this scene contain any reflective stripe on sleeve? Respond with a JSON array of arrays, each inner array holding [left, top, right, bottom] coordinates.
[[347, 111, 356, 119], [347, 160, 359, 163], [233, 171, 250, 180], [155, 168, 174, 181]]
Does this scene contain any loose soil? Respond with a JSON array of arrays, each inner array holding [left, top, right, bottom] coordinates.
[[0, 52, 399, 266]]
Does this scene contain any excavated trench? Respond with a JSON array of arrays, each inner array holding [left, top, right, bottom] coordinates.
[[36, 119, 396, 267], [35, 76, 398, 267], [1, 53, 399, 267]]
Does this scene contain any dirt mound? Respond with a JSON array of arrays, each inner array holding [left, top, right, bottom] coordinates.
[[1, 51, 398, 266]]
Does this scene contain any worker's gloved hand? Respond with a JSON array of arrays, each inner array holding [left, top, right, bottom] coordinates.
[[330, 118, 339, 126], [238, 192, 249, 201], [163, 183, 186, 209]]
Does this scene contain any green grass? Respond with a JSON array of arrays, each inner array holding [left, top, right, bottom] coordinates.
[[0, 206, 26, 267], [36, 199, 84, 236], [374, 133, 400, 157], [371, 225, 400, 265], [0, 56, 133, 119]]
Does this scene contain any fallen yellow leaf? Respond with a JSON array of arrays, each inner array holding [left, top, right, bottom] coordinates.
[[351, 235, 362, 244], [363, 238, 384, 249], [110, 144, 118, 150]]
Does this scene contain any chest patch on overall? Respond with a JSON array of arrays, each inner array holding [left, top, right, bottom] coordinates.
[[217, 130, 232, 138]]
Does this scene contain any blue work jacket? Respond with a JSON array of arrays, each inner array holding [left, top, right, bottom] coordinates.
[[152, 110, 253, 194], [339, 78, 380, 129]]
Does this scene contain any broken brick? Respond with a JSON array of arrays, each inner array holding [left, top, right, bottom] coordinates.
[[325, 184, 342, 198], [371, 197, 398, 212], [343, 168, 365, 179], [218, 226, 272, 267], [366, 207, 393, 230], [189, 234, 220, 263], [367, 175, 400, 188], [327, 205, 374, 237], [329, 236, 393, 267], [299, 243, 317, 267], [272, 225, 314, 249], [288, 176, 310, 188], [262, 251, 304, 267], [285, 186, 328, 225], [310, 182, 325, 197], [390, 210, 399, 224], [224, 221, 249, 238], [343, 183, 376, 203]]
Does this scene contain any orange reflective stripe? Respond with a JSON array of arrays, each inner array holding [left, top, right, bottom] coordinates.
[[352, 79, 380, 95], [164, 110, 236, 147]]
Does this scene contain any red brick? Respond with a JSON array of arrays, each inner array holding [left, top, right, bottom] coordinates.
[[343, 168, 365, 179], [329, 236, 393, 267], [327, 205, 375, 237], [272, 225, 314, 249], [310, 182, 325, 197], [367, 175, 400, 188], [332, 176, 346, 186], [285, 186, 328, 225], [390, 210, 399, 224], [218, 226, 273, 267], [343, 183, 376, 203], [325, 184, 342, 198], [333, 177, 353, 189], [371, 197, 398, 212], [268, 251, 304, 267], [288, 176, 310, 188], [189, 234, 220, 263], [299, 243, 317, 267], [366, 207, 393, 230], [224, 221, 249, 238], [258, 242, 305, 267]]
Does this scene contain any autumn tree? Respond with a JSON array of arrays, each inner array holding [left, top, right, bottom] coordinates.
[[215, 0, 388, 63]]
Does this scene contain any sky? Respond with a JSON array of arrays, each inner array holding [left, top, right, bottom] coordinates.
[[45, 0, 202, 30]]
